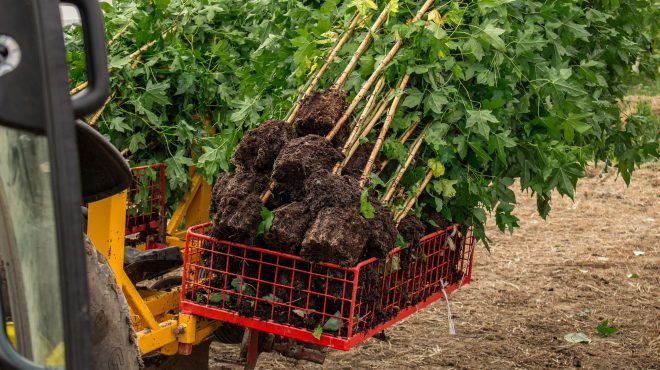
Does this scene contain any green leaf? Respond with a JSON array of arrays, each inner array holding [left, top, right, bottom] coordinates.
[[468, 141, 492, 162], [379, 255, 400, 273], [395, 232, 408, 249], [480, 23, 506, 51], [153, 0, 171, 11], [425, 122, 450, 150], [562, 114, 592, 142], [382, 139, 406, 161], [466, 110, 499, 139], [322, 311, 342, 331], [257, 207, 273, 235], [425, 92, 449, 114], [369, 173, 386, 188], [262, 294, 282, 303], [428, 158, 445, 177], [230, 277, 255, 296], [312, 324, 323, 340], [141, 81, 170, 110], [128, 133, 146, 153], [108, 55, 131, 69], [209, 292, 228, 304], [464, 38, 484, 61], [550, 163, 584, 198], [401, 88, 423, 108], [359, 189, 375, 219], [433, 179, 457, 198], [350, 0, 377, 15], [488, 131, 517, 164], [596, 320, 618, 337], [109, 117, 131, 133]]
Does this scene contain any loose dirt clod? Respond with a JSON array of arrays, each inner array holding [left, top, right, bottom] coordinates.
[[364, 199, 397, 259], [231, 120, 293, 173], [303, 171, 360, 215], [262, 202, 313, 254], [295, 89, 350, 146], [301, 207, 368, 267], [271, 135, 343, 200]]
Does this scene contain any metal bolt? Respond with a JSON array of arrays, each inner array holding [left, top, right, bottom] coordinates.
[[173, 325, 186, 335]]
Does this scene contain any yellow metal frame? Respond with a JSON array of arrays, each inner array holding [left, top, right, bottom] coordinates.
[[166, 172, 212, 248], [87, 172, 216, 356]]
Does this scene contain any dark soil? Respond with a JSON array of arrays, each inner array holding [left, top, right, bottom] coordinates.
[[210, 171, 268, 245], [300, 207, 368, 267], [363, 199, 397, 259], [397, 215, 425, 249], [210, 171, 268, 214], [295, 89, 350, 147], [231, 120, 293, 173], [213, 193, 263, 245], [422, 205, 451, 234], [342, 143, 382, 180], [262, 202, 313, 254], [303, 171, 360, 215], [271, 135, 343, 201]]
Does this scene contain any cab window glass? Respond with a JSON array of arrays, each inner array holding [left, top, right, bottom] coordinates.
[[0, 126, 65, 367]]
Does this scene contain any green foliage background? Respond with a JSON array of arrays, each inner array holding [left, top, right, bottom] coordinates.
[[66, 0, 659, 246]]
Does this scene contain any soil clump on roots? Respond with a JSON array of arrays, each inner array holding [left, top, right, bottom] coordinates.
[[397, 215, 425, 249], [303, 171, 360, 215], [231, 120, 293, 173], [295, 89, 349, 146], [262, 202, 313, 254], [364, 199, 397, 259], [209, 171, 268, 245], [301, 207, 368, 267], [271, 135, 342, 201]]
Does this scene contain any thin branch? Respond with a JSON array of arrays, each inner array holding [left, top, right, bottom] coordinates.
[[358, 73, 411, 187], [382, 123, 429, 203], [395, 169, 434, 225]]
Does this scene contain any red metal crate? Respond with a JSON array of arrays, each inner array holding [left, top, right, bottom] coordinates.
[[180, 223, 475, 350], [126, 164, 166, 247]]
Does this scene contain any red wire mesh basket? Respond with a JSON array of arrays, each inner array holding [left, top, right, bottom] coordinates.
[[125, 164, 166, 245], [180, 223, 475, 350]]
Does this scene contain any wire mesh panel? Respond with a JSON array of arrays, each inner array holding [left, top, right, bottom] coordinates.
[[125, 164, 166, 243], [181, 223, 475, 350]]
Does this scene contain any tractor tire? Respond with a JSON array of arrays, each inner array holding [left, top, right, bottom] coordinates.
[[84, 236, 142, 370]]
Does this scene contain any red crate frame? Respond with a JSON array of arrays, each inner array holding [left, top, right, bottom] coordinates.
[[126, 164, 166, 239], [180, 223, 475, 351]]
